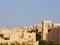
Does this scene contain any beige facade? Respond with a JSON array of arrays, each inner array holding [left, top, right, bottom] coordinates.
[[0, 20, 60, 44], [42, 20, 60, 44], [0, 27, 38, 45], [52, 24, 60, 27], [42, 20, 52, 40], [47, 27, 60, 43]]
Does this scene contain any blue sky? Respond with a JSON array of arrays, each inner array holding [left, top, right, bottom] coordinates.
[[0, 0, 60, 28]]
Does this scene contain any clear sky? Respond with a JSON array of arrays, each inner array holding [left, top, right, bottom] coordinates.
[[0, 0, 60, 28]]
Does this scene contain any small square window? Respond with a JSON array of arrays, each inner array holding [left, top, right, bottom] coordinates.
[[48, 30, 51, 32], [29, 36, 31, 38]]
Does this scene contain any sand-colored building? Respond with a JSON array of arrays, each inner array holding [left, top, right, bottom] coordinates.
[[0, 20, 60, 45], [47, 27, 60, 43], [0, 27, 38, 45]]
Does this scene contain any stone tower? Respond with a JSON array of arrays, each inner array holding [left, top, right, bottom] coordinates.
[[42, 20, 52, 40]]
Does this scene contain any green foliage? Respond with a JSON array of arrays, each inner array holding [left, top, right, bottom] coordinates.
[[36, 33, 41, 41], [22, 41, 35, 45], [39, 40, 60, 45]]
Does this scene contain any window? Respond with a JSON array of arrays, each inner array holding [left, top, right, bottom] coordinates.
[[48, 30, 51, 32], [29, 36, 31, 38], [45, 23, 50, 27]]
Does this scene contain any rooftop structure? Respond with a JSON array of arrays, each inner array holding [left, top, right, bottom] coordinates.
[[0, 20, 60, 45]]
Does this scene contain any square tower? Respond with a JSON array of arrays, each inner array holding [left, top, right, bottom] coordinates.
[[42, 20, 52, 40]]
